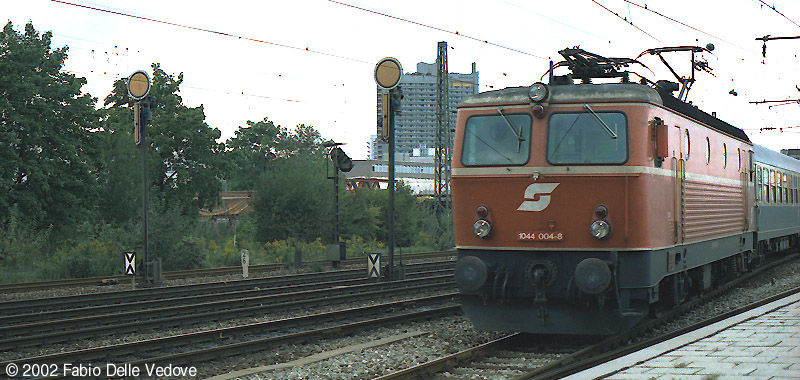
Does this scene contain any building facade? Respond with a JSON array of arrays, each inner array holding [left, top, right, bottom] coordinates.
[[369, 62, 479, 160]]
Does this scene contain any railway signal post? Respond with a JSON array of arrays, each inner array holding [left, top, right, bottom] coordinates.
[[325, 142, 353, 268], [127, 70, 155, 286], [374, 57, 403, 280]]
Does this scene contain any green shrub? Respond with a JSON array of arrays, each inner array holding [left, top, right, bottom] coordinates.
[[202, 238, 242, 268], [163, 236, 204, 270], [49, 239, 120, 279]]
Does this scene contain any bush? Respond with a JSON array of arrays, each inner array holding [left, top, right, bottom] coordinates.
[[163, 236, 204, 270], [253, 155, 331, 243], [146, 200, 202, 271], [49, 239, 121, 279], [0, 211, 50, 273], [257, 238, 326, 266], [345, 236, 384, 258], [202, 238, 241, 268]]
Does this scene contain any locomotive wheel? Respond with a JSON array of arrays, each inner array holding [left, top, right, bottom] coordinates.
[[675, 271, 689, 305], [655, 272, 688, 313], [648, 299, 665, 318]]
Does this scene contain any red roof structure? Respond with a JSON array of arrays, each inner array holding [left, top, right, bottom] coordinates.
[[199, 191, 255, 220]]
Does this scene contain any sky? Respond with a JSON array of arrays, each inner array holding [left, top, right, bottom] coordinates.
[[5, 0, 800, 159]]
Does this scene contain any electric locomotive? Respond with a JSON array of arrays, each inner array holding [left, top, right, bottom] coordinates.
[[452, 47, 800, 335]]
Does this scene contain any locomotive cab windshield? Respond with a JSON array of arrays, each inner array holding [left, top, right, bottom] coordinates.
[[547, 110, 628, 165], [461, 113, 531, 166]]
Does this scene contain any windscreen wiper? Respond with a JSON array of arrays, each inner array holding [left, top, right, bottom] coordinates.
[[584, 104, 617, 139], [496, 107, 525, 152]]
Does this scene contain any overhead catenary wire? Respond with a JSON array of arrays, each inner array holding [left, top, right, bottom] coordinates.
[[501, 0, 610, 43], [602, 1, 800, 134], [40, 0, 800, 137], [589, 0, 665, 44], [50, 0, 372, 64], [621, 0, 757, 54], [328, 0, 548, 60], [757, 0, 800, 29], [587, 1, 800, 136], [47, 36, 315, 104]]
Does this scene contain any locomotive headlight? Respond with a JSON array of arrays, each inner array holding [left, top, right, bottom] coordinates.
[[590, 220, 611, 240], [473, 219, 492, 239], [529, 82, 549, 102]]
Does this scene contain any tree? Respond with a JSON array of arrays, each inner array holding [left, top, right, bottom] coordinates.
[[95, 110, 140, 225], [232, 121, 334, 242], [224, 119, 328, 190], [224, 118, 282, 190], [253, 153, 331, 242], [0, 21, 100, 233], [100, 64, 226, 269], [339, 182, 429, 247], [102, 63, 226, 214]]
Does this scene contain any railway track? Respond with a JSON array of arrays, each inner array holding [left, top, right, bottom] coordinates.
[[0, 274, 456, 352], [0, 250, 455, 294], [0, 260, 454, 319], [0, 294, 461, 379], [0, 262, 456, 352], [372, 252, 800, 380]]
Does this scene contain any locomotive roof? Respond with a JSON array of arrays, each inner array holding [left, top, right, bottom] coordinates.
[[460, 82, 751, 143]]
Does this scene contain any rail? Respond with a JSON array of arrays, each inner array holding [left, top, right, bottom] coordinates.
[[0, 250, 455, 293]]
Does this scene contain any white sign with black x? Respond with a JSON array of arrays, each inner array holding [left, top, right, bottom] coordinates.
[[125, 252, 136, 275]]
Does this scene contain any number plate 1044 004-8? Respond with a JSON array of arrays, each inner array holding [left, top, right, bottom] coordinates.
[[517, 232, 563, 241]]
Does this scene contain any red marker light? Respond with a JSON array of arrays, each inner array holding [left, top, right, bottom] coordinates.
[[532, 104, 546, 118], [594, 205, 609, 219], [476, 205, 489, 218]]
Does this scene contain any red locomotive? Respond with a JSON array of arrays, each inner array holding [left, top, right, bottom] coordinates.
[[452, 47, 800, 334]]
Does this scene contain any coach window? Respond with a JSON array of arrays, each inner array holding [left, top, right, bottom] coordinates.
[[461, 113, 531, 166], [764, 169, 769, 202], [756, 167, 762, 202], [795, 175, 798, 204], [783, 173, 788, 203], [780, 172, 784, 203], [766, 169, 771, 203], [766, 170, 771, 203], [780, 173, 784, 203], [764, 169, 772, 203], [768, 170, 773, 203], [783, 172, 787, 203], [772, 170, 777, 203]]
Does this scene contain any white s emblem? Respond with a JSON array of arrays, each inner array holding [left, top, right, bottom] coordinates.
[[517, 183, 560, 212]]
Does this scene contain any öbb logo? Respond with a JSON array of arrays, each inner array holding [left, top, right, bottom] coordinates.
[[517, 183, 559, 212]]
